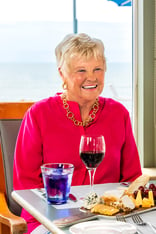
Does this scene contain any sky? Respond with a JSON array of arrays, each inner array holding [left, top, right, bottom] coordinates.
[[0, 0, 131, 23], [0, 0, 132, 62]]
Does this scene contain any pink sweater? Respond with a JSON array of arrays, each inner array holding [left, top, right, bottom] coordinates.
[[13, 93, 142, 233]]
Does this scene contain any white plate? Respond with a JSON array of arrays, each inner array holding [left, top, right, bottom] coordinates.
[[69, 220, 137, 234]]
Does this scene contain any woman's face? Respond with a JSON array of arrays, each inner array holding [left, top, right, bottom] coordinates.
[[60, 56, 106, 104]]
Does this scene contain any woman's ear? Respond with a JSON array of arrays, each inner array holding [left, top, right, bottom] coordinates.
[[58, 67, 63, 78], [58, 67, 67, 89]]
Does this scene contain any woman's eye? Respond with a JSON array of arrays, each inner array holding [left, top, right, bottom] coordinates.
[[94, 67, 102, 71], [77, 69, 86, 73]]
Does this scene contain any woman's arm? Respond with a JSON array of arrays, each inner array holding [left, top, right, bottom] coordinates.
[[13, 107, 43, 190], [120, 113, 142, 182]]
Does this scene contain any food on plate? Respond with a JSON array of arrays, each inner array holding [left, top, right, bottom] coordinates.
[[148, 190, 155, 206], [101, 189, 124, 204], [126, 174, 150, 194], [91, 204, 119, 215], [135, 190, 142, 207], [82, 175, 156, 216], [134, 183, 156, 200], [142, 197, 153, 208], [83, 192, 100, 209], [134, 189, 154, 208], [120, 195, 135, 211], [100, 190, 135, 212]]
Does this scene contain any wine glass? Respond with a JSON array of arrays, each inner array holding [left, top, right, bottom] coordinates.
[[79, 135, 105, 192]]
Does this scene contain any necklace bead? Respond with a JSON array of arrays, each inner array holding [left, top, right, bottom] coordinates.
[[62, 93, 99, 127]]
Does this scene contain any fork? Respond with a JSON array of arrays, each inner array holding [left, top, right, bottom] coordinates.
[[116, 215, 140, 234], [132, 214, 156, 233], [116, 215, 126, 222]]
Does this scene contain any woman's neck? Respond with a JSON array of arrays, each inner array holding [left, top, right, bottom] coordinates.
[[62, 92, 98, 122], [79, 102, 94, 122], [61, 92, 99, 126]]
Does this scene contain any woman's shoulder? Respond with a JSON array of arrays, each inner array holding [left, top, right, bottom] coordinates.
[[99, 96, 129, 115], [25, 93, 61, 117]]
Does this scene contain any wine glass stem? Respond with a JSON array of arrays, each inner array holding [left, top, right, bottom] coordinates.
[[88, 168, 96, 192]]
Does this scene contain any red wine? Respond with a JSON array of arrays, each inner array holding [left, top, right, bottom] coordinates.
[[80, 152, 104, 168]]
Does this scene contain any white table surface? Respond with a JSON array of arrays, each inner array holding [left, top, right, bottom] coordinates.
[[12, 183, 156, 234]]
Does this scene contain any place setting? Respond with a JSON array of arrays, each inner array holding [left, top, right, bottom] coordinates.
[[69, 135, 156, 233], [33, 134, 156, 233]]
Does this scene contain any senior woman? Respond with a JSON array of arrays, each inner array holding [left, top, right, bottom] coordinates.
[[13, 33, 142, 233]]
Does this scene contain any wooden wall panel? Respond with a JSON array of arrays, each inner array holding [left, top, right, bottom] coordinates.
[[0, 102, 33, 119]]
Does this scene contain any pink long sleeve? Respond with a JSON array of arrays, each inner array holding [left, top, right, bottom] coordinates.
[[13, 94, 142, 233]]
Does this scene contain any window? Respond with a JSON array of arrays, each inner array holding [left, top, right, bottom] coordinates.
[[133, 0, 155, 167], [0, 0, 132, 117], [77, 0, 132, 115], [0, 0, 73, 101]]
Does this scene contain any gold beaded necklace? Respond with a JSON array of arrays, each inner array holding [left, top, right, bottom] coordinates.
[[61, 93, 99, 127]]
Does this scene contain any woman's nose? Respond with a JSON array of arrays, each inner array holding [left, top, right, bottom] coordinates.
[[87, 72, 96, 81]]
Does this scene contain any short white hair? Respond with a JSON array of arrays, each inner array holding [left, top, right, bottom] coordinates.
[[55, 33, 106, 71]]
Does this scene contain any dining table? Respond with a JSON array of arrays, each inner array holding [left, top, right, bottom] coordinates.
[[12, 182, 156, 234]]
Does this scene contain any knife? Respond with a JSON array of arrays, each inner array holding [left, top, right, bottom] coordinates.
[[53, 211, 98, 227]]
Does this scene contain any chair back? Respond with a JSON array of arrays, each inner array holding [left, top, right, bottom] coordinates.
[[0, 102, 33, 216], [0, 120, 22, 215]]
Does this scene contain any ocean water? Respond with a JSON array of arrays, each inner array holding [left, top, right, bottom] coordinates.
[[0, 20, 132, 113], [0, 62, 132, 113]]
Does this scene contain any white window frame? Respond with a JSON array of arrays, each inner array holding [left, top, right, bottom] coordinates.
[[133, 0, 156, 167]]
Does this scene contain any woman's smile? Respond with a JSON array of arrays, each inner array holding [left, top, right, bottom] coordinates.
[[82, 84, 98, 90]]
